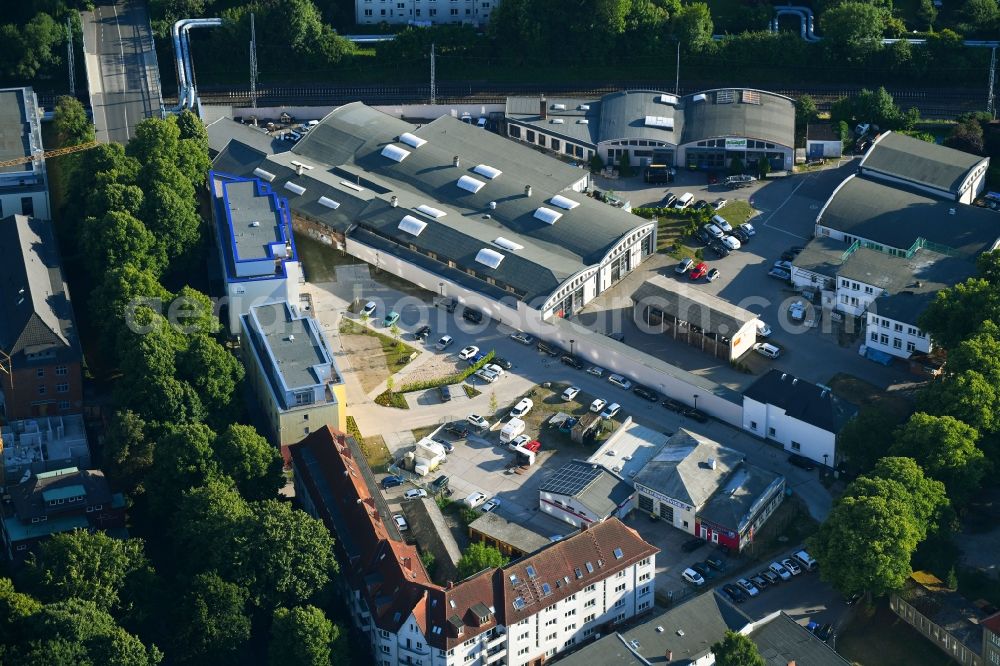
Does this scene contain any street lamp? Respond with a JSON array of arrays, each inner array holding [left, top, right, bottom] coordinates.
[[439, 282, 444, 297], [693, 394, 699, 410], [570, 339, 575, 356], [823, 453, 829, 468]]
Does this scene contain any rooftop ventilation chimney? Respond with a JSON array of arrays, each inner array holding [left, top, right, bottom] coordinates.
[[453, 155, 460, 167], [524, 185, 532, 197], [667, 651, 673, 662], [780, 373, 787, 381], [708, 458, 717, 470], [792, 378, 798, 385], [489, 201, 497, 210], [390, 195, 398, 207], [949, 208, 956, 215], [540, 96, 547, 120]]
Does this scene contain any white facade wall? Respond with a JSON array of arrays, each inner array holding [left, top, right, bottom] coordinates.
[[225, 261, 302, 334], [730, 319, 758, 360], [865, 311, 931, 358], [506, 123, 596, 164], [742, 396, 836, 465], [633, 482, 697, 534], [834, 274, 880, 317], [356, 0, 498, 25], [539, 492, 594, 528], [0, 189, 49, 221], [806, 139, 843, 159]]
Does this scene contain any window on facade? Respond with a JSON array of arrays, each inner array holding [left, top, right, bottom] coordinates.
[[871, 331, 878, 342], [509, 125, 521, 139], [614, 599, 626, 608], [21, 197, 34, 217], [880, 334, 889, 345], [894, 323, 903, 332], [893, 338, 902, 349], [56, 383, 68, 393], [750, 421, 757, 430], [450, 7, 458, 13], [614, 583, 626, 592], [840, 279, 849, 288], [791, 441, 801, 451], [38, 385, 46, 395], [768, 427, 776, 437], [526, 130, 535, 142]]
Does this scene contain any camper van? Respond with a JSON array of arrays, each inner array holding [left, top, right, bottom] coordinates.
[[500, 418, 526, 443]]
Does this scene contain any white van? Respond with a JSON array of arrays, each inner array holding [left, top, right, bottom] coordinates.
[[674, 192, 694, 209], [500, 418, 526, 443], [754, 342, 781, 359], [793, 549, 817, 571]]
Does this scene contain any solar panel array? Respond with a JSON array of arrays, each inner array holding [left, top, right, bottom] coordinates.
[[541, 462, 602, 497]]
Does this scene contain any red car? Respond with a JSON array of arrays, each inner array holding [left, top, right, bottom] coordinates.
[[690, 262, 709, 280]]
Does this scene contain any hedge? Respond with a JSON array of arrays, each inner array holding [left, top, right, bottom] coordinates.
[[399, 350, 495, 393], [375, 390, 410, 409]]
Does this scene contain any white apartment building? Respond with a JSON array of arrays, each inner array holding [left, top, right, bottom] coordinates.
[[356, 0, 499, 26], [0, 87, 51, 221], [289, 427, 660, 666]]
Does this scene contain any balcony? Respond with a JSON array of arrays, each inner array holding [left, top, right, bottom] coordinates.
[[397, 640, 430, 656], [486, 629, 507, 649], [486, 644, 508, 664]]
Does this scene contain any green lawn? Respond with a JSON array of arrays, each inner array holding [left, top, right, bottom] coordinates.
[[347, 416, 392, 472], [339, 319, 417, 369], [717, 199, 756, 227], [294, 231, 356, 282]]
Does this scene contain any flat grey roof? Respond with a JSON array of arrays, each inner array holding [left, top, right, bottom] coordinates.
[[250, 301, 330, 391], [750, 612, 852, 666], [697, 461, 783, 532], [220, 178, 284, 261], [792, 236, 849, 277], [819, 175, 1000, 258], [632, 274, 758, 338], [807, 123, 840, 142], [861, 131, 987, 195], [468, 512, 550, 555], [633, 429, 744, 508], [539, 460, 633, 518], [505, 96, 600, 146], [0, 89, 30, 172]]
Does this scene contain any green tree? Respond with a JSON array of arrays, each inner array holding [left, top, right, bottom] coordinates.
[[820, 3, 885, 60], [946, 118, 985, 154], [172, 571, 251, 665], [53, 96, 95, 147], [711, 630, 766, 666], [672, 2, 714, 49], [975, 251, 1000, 285], [959, 0, 999, 31], [139, 160, 201, 261], [176, 335, 245, 425], [28, 531, 152, 615], [127, 117, 181, 165], [618, 150, 633, 177], [891, 413, 986, 504], [947, 321, 1000, 378], [757, 157, 771, 179], [487, 0, 543, 64], [81, 210, 164, 278], [837, 408, 902, 472], [457, 542, 508, 578], [916, 370, 1000, 435], [214, 424, 284, 501], [170, 286, 222, 336], [919, 278, 1000, 350], [172, 478, 251, 577], [0, 13, 64, 79], [90, 264, 173, 354], [808, 476, 921, 596], [917, 0, 938, 26], [0, 578, 42, 652], [146, 423, 220, 516], [870, 457, 952, 538], [795, 95, 818, 131], [103, 410, 155, 492], [87, 183, 145, 219], [236, 500, 338, 609], [8, 597, 162, 665], [268, 605, 345, 666]]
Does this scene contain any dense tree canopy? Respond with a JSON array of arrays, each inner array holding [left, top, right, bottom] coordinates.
[[171, 572, 251, 665], [870, 457, 952, 538], [53, 96, 95, 147], [712, 630, 766, 666], [891, 413, 986, 504], [213, 424, 284, 501], [457, 543, 508, 578], [268, 605, 346, 666]]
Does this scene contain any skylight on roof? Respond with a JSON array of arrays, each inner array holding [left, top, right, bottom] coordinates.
[[340, 180, 365, 192], [492, 237, 524, 252], [574, 567, 583, 579], [510, 574, 519, 585], [644, 115, 674, 130], [549, 195, 579, 210], [473, 164, 502, 180], [577, 119, 589, 124], [475, 248, 505, 269], [541, 583, 552, 596], [658, 94, 679, 105], [692, 93, 707, 103], [613, 547, 624, 559], [283, 181, 306, 196], [526, 565, 537, 579], [457, 175, 486, 193], [381, 144, 411, 162], [533, 207, 562, 225], [399, 132, 427, 148], [578, 104, 590, 111], [398, 215, 427, 236], [415, 204, 446, 219], [513, 597, 526, 610], [253, 167, 276, 182], [551, 119, 564, 124], [317, 196, 340, 209], [586, 561, 594, 573], [552, 103, 566, 110]]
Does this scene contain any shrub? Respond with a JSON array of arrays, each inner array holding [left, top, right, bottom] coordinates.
[[374, 390, 409, 409]]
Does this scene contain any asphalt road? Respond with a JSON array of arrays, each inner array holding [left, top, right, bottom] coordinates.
[[83, 0, 161, 144]]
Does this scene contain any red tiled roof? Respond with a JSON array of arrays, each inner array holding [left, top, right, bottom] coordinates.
[[499, 519, 660, 625], [983, 610, 1000, 636], [424, 569, 501, 650]]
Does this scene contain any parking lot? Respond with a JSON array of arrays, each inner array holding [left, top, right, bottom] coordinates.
[[580, 162, 911, 392]]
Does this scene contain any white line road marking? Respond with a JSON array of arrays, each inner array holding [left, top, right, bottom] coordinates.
[[759, 176, 812, 240], [112, 2, 130, 138]]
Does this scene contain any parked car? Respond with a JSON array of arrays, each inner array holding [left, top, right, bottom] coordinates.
[[690, 262, 709, 280], [681, 538, 706, 553], [492, 356, 513, 370], [404, 489, 428, 500], [561, 355, 584, 369], [470, 351, 486, 365], [475, 368, 498, 384], [733, 227, 751, 243], [682, 568, 706, 587], [695, 227, 714, 245], [684, 408, 709, 423], [709, 241, 730, 258], [774, 259, 792, 271], [393, 514, 408, 532], [381, 475, 404, 489], [462, 308, 483, 324], [756, 321, 772, 337], [444, 422, 469, 437], [467, 414, 488, 429], [600, 403, 621, 419], [633, 385, 659, 402], [737, 578, 760, 597], [788, 454, 816, 470], [433, 437, 455, 454], [722, 583, 746, 603], [481, 498, 501, 513], [703, 223, 725, 240], [510, 398, 533, 418], [768, 267, 791, 281], [414, 325, 431, 341], [436, 335, 454, 350], [537, 340, 560, 357], [675, 257, 695, 274], [721, 235, 741, 250], [707, 268, 720, 282], [661, 192, 678, 208], [693, 199, 710, 211], [754, 342, 781, 359], [607, 374, 632, 390], [510, 331, 534, 345], [586, 366, 605, 377], [711, 214, 733, 233], [661, 397, 684, 412], [508, 434, 530, 451], [430, 475, 450, 494], [439, 384, 452, 402], [361, 301, 377, 317], [458, 345, 480, 360], [463, 491, 487, 508], [769, 562, 792, 581], [793, 549, 818, 571], [788, 300, 805, 322], [691, 563, 715, 580], [760, 569, 780, 585], [705, 556, 726, 571], [751, 574, 769, 590], [383, 311, 400, 327], [742, 223, 757, 236], [713, 198, 728, 210], [781, 558, 802, 576], [484, 363, 505, 377], [562, 386, 581, 401], [589, 398, 608, 413]]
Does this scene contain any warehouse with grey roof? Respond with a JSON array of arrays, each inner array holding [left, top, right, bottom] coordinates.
[[505, 88, 795, 172], [211, 102, 656, 326]]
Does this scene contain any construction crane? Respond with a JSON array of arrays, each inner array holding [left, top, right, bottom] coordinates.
[[0, 140, 100, 169]]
